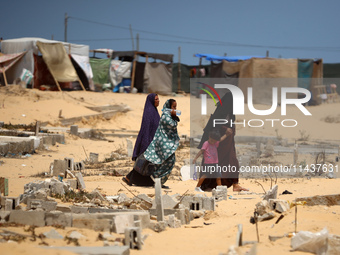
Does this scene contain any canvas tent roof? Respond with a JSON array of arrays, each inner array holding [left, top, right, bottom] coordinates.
[[1, 37, 89, 84], [0, 51, 26, 74]]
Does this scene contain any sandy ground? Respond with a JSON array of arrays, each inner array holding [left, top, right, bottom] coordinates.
[[1, 85, 340, 255]]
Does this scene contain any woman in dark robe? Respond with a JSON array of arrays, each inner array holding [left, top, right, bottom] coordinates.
[[123, 93, 160, 186], [197, 91, 248, 192]]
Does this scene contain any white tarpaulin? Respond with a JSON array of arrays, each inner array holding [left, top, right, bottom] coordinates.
[[71, 54, 93, 79], [109, 60, 131, 86]]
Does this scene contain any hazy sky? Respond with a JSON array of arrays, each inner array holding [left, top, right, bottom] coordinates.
[[2, 0, 340, 65]]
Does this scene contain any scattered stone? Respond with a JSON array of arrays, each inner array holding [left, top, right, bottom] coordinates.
[[212, 186, 228, 201], [257, 212, 276, 222], [149, 220, 167, 232], [43, 228, 63, 239], [268, 199, 290, 213], [255, 200, 270, 216], [68, 231, 86, 239]]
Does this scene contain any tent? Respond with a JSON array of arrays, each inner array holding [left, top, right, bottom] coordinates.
[[323, 63, 340, 94], [1, 37, 92, 89], [110, 51, 173, 95], [35, 41, 85, 91], [0, 51, 27, 86]]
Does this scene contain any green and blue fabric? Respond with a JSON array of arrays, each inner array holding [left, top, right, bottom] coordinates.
[[144, 100, 180, 184]]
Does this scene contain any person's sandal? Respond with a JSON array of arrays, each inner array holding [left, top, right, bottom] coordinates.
[[122, 177, 131, 186]]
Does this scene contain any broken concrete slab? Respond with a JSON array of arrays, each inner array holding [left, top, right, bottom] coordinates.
[[43, 246, 130, 255], [296, 194, 340, 206], [149, 220, 167, 232], [51, 106, 131, 127], [152, 194, 178, 210], [72, 214, 112, 232], [71, 205, 89, 214], [0, 211, 10, 222], [75, 172, 86, 190], [27, 198, 57, 212], [112, 214, 134, 234], [268, 199, 290, 213], [166, 214, 181, 228], [9, 210, 45, 227], [263, 185, 278, 201], [45, 211, 72, 227], [257, 212, 276, 222], [149, 208, 190, 225]]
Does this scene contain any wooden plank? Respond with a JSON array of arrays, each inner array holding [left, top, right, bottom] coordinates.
[[0, 178, 8, 196]]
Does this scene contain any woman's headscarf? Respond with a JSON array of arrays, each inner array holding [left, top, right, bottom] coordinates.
[[132, 93, 160, 160], [198, 91, 234, 149], [144, 99, 180, 165]]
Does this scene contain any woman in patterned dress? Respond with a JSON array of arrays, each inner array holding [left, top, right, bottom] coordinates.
[[144, 99, 180, 187]]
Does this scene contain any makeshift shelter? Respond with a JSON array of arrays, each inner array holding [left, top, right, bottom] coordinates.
[[89, 57, 111, 87], [110, 51, 173, 95], [36, 41, 85, 91], [1, 37, 92, 90], [323, 63, 340, 94], [194, 54, 323, 104], [0, 51, 27, 86]]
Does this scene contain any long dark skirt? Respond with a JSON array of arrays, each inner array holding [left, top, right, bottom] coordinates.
[[126, 169, 154, 186], [201, 130, 239, 191]]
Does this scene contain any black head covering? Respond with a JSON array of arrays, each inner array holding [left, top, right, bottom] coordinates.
[[198, 91, 234, 149]]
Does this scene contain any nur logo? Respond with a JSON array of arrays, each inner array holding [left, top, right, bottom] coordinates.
[[198, 83, 312, 128]]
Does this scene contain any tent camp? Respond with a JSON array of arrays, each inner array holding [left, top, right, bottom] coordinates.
[[193, 54, 323, 104], [1, 37, 93, 90]]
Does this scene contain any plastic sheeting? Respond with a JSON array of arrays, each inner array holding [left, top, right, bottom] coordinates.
[[144, 62, 172, 95], [36, 41, 79, 82], [89, 58, 111, 85], [109, 60, 131, 87]]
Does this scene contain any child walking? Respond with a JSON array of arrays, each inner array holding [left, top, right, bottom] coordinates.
[[192, 129, 232, 192]]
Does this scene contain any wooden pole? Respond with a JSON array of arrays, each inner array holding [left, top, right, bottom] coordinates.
[[64, 13, 68, 42], [129, 24, 135, 51], [130, 52, 138, 92], [2, 71, 8, 86], [35, 121, 40, 136], [177, 46, 182, 93], [78, 78, 86, 91]]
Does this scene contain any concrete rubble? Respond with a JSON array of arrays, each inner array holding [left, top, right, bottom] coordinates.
[[0, 167, 229, 252]]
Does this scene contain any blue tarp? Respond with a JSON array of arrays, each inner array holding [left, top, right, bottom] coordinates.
[[195, 53, 265, 62]]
